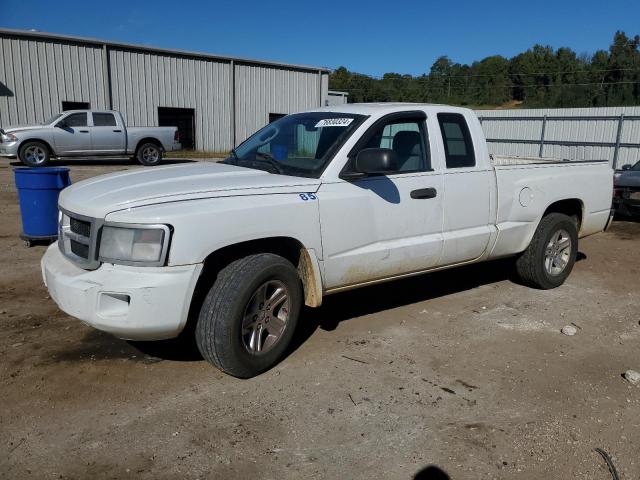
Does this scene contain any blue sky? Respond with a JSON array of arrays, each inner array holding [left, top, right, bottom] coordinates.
[[2, 0, 639, 76]]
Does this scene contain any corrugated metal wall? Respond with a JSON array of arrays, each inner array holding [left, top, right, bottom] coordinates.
[[476, 106, 640, 167], [0, 30, 329, 153], [109, 49, 232, 151], [326, 91, 348, 106], [234, 64, 324, 142], [0, 35, 107, 126]]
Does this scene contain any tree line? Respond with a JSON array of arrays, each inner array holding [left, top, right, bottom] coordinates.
[[329, 31, 640, 108]]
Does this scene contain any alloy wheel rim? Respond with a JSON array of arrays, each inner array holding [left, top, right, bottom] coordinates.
[[544, 229, 572, 276], [241, 280, 290, 355], [25, 146, 46, 164], [142, 147, 159, 162]]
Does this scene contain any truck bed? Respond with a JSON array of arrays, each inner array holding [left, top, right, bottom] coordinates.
[[491, 155, 610, 167]]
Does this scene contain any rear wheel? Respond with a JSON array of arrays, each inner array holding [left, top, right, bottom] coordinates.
[[136, 143, 163, 166], [19, 141, 50, 167], [195, 254, 302, 378], [516, 213, 578, 289]]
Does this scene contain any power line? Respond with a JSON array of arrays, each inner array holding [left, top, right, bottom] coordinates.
[[335, 66, 640, 80], [513, 80, 639, 88], [331, 36, 640, 101], [339, 79, 639, 94]]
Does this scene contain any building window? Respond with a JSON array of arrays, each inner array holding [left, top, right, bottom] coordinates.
[[61, 101, 90, 111], [269, 113, 286, 123]]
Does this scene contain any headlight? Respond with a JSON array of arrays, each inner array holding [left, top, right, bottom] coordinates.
[[99, 224, 170, 266], [2, 133, 18, 142]]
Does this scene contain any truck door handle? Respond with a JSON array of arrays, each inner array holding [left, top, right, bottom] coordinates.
[[410, 188, 437, 199], [113, 129, 122, 132], [79, 130, 89, 133]]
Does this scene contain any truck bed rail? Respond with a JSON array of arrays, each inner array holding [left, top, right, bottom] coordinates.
[[491, 155, 609, 167]]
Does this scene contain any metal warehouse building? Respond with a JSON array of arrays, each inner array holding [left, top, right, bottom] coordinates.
[[0, 28, 330, 152]]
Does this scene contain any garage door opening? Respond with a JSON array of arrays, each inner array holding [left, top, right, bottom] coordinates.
[[158, 107, 195, 150]]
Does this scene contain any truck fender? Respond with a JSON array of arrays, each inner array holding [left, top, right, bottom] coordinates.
[[18, 138, 56, 157], [298, 247, 323, 308]]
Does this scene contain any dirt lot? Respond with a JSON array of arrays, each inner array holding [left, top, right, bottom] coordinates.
[[1, 160, 639, 480]]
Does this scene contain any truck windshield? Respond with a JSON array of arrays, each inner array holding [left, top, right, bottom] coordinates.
[[41, 114, 63, 125], [225, 112, 366, 177]]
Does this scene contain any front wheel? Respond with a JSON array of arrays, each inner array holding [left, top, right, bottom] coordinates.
[[516, 213, 578, 289], [19, 141, 50, 167], [195, 254, 302, 378], [136, 143, 163, 166]]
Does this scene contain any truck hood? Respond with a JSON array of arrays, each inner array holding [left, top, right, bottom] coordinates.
[[59, 161, 321, 218], [1, 124, 47, 134]]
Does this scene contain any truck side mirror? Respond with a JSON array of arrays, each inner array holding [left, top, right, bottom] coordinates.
[[621, 164, 632, 171], [56, 121, 67, 129], [355, 148, 398, 175]]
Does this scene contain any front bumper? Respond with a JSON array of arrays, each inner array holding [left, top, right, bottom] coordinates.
[[613, 189, 640, 216], [0, 141, 19, 157], [41, 243, 203, 340]]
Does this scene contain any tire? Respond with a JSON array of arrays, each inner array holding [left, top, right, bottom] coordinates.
[[19, 141, 50, 167], [516, 213, 578, 289], [195, 253, 303, 378], [136, 143, 163, 166]]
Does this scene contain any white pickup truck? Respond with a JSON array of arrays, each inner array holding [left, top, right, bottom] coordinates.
[[41, 104, 614, 377], [0, 110, 181, 167]]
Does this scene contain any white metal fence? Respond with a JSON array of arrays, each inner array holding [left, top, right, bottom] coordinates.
[[476, 106, 640, 168]]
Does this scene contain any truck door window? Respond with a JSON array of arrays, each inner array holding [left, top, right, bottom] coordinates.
[[62, 113, 88, 128], [360, 120, 430, 173], [92, 113, 117, 126], [437, 113, 475, 168]]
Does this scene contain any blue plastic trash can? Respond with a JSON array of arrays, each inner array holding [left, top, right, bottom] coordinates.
[[14, 167, 71, 245]]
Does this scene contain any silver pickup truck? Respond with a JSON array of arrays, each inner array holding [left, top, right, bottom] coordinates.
[[0, 110, 181, 167]]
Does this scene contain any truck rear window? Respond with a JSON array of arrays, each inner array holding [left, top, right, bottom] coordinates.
[[437, 113, 475, 168], [93, 113, 117, 127]]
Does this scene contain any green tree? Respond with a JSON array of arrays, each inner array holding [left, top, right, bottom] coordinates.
[[329, 31, 640, 109]]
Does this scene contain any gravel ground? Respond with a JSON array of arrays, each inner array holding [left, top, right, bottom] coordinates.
[[1, 159, 639, 480]]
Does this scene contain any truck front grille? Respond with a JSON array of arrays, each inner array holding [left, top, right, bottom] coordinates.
[[59, 210, 102, 270], [70, 217, 91, 237], [69, 239, 90, 258]]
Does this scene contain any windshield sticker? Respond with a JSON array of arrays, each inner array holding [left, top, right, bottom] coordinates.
[[314, 118, 354, 128]]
